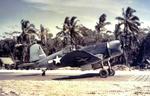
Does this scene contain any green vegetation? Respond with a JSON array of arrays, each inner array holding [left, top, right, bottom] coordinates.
[[0, 7, 150, 68]]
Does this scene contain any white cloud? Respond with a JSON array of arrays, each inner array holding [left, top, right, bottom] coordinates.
[[23, 0, 49, 4], [23, 0, 136, 20], [22, 0, 124, 20], [21, 0, 136, 34], [22, 0, 129, 14]]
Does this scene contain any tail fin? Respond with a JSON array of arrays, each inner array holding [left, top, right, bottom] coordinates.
[[30, 44, 46, 62]]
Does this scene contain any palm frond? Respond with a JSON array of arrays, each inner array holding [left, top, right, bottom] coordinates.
[[72, 20, 79, 27], [56, 31, 65, 37], [64, 16, 70, 25], [56, 26, 62, 30], [99, 14, 106, 23], [104, 22, 111, 26], [128, 23, 139, 33], [70, 16, 77, 26], [126, 7, 136, 18], [130, 16, 139, 21], [133, 21, 141, 26], [116, 17, 125, 21]]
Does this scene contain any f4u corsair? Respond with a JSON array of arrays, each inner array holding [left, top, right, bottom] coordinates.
[[18, 40, 123, 78]]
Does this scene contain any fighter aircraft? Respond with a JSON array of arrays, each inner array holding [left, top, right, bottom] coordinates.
[[18, 40, 123, 78]]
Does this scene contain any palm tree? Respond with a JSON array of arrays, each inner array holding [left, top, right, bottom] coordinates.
[[19, 20, 31, 44], [116, 7, 141, 65], [56, 31, 70, 48], [114, 23, 122, 40], [95, 14, 111, 33], [40, 24, 47, 45], [56, 17, 70, 48], [77, 25, 95, 45], [95, 14, 111, 42], [56, 16, 82, 50], [21, 19, 30, 33], [69, 16, 82, 49], [116, 7, 140, 48]]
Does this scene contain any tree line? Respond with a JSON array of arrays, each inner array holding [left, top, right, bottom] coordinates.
[[0, 7, 150, 68]]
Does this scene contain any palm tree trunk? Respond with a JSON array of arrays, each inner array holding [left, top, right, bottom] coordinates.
[[123, 23, 129, 67]]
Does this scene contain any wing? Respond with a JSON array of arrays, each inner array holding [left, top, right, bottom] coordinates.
[[60, 50, 101, 67], [18, 63, 36, 68]]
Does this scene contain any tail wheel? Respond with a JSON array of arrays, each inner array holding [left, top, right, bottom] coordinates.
[[99, 69, 108, 78], [42, 70, 46, 76], [107, 69, 115, 76]]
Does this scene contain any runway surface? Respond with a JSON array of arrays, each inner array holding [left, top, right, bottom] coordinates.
[[1, 69, 150, 96], [1, 69, 150, 81]]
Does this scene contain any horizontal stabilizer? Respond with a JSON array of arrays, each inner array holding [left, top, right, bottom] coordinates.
[[18, 63, 35, 68]]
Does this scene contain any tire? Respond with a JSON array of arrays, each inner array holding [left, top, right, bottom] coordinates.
[[99, 69, 108, 78], [107, 69, 115, 76]]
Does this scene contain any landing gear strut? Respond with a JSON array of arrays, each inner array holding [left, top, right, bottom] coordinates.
[[99, 59, 108, 78], [107, 58, 115, 76], [42, 69, 47, 76], [99, 58, 115, 78], [107, 68, 115, 76]]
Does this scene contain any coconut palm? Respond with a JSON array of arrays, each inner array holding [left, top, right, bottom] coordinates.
[[95, 14, 111, 33], [56, 16, 82, 50], [69, 16, 82, 49], [40, 24, 47, 45], [116, 7, 140, 48], [56, 31, 70, 48], [95, 14, 111, 43], [116, 7, 141, 65], [56, 17, 70, 48], [114, 23, 122, 40], [19, 20, 31, 44], [21, 19, 30, 33]]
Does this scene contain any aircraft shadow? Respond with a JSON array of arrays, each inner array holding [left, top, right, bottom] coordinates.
[[16, 73, 40, 77], [53, 73, 100, 80], [0, 72, 15, 74]]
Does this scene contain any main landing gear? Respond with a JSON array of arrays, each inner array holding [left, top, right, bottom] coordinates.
[[99, 58, 115, 78]]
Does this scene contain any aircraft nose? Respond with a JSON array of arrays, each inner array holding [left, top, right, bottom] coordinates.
[[107, 40, 123, 57]]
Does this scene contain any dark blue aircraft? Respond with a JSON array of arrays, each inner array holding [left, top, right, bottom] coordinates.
[[19, 40, 123, 78]]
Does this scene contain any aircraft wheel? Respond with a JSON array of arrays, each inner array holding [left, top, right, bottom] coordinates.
[[107, 69, 115, 76], [99, 69, 108, 78]]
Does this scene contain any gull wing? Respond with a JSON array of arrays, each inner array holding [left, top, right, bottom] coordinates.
[[60, 50, 101, 67]]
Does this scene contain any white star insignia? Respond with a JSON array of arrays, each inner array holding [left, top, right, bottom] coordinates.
[[54, 56, 61, 64], [48, 56, 61, 64]]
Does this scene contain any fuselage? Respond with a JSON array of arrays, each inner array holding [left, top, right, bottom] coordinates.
[[29, 40, 123, 69]]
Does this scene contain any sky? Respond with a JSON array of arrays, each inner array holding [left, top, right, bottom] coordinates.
[[0, 0, 150, 38]]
